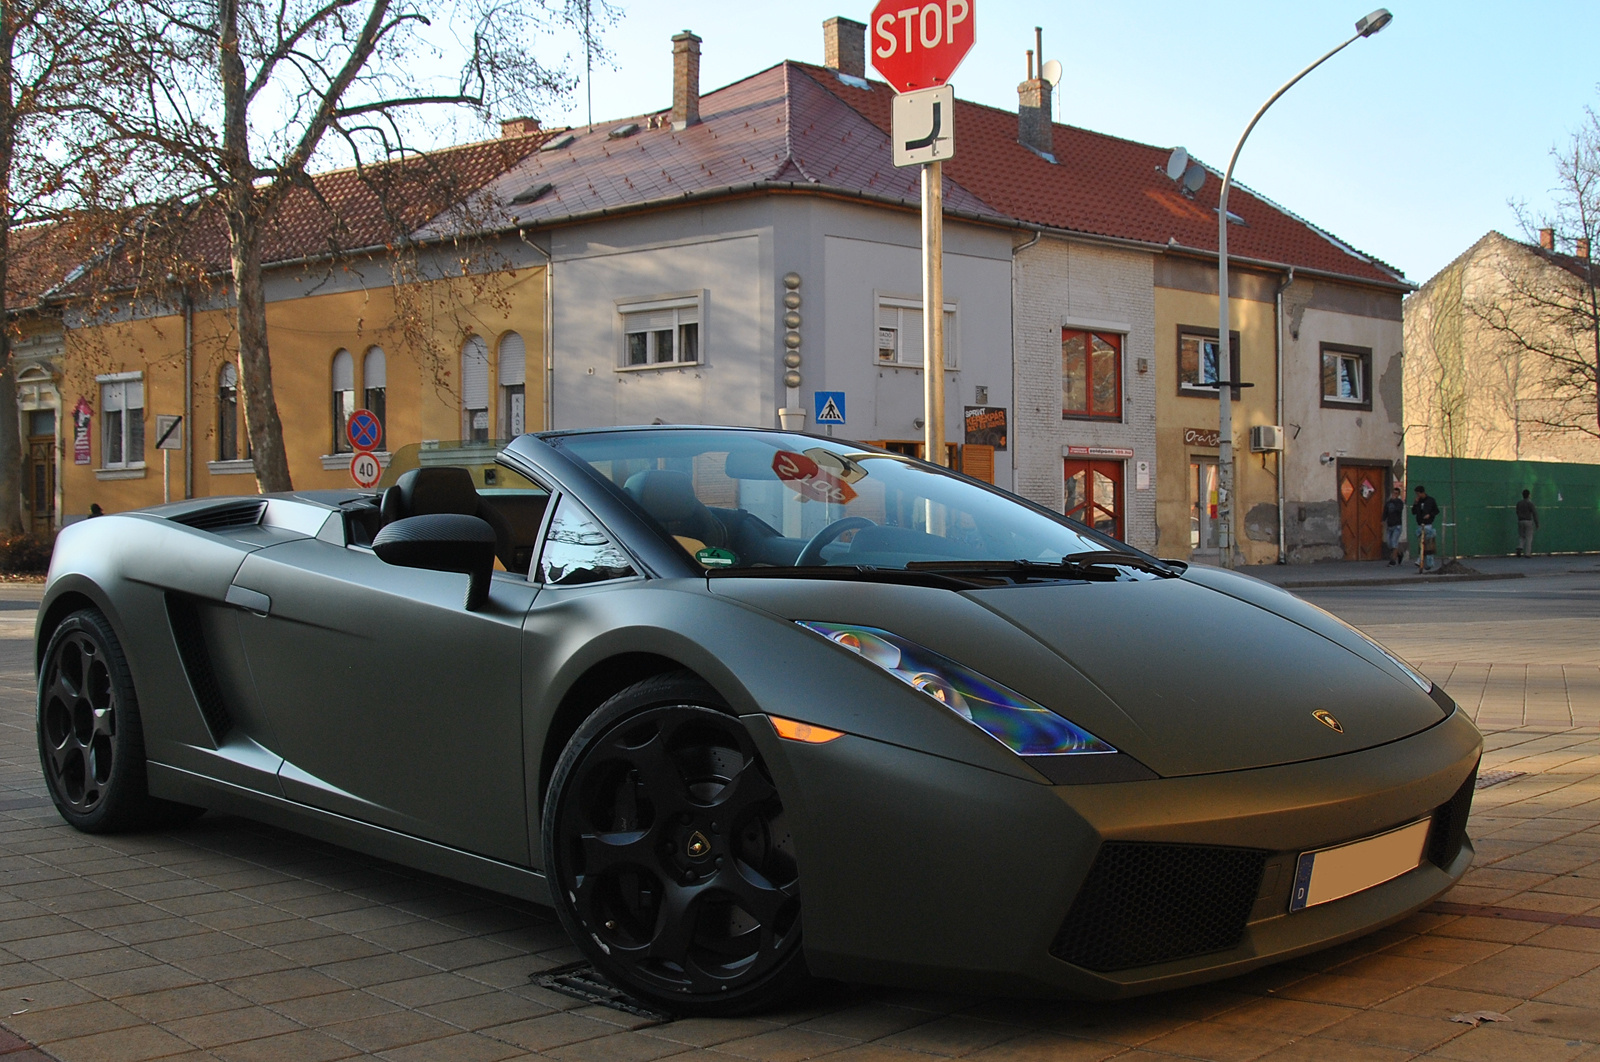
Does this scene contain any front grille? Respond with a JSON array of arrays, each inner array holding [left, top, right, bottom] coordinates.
[[1052, 842, 1267, 972], [1427, 762, 1478, 870]]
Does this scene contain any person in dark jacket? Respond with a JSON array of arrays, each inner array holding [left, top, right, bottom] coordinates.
[[1382, 485, 1407, 566], [1412, 485, 1440, 573], [1516, 489, 1539, 556]]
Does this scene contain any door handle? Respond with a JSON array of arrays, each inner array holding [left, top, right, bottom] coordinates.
[[225, 585, 271, 616]]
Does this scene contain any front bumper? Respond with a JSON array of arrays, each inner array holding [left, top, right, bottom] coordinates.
[[748, 708, 1481, 999]]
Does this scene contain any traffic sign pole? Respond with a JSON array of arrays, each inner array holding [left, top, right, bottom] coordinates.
[[922, 161, 946, 467]]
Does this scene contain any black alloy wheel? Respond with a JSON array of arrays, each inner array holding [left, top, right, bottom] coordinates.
[[37, 609, 199, 833], [543, 673, 807, 1015]]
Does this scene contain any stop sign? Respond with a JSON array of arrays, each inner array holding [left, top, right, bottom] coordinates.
[[869, 0, 975, 94]]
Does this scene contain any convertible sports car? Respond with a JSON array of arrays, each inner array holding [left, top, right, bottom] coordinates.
[[35, 426, 1480, 1015]]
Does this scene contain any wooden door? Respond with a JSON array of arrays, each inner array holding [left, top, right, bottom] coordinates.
[[1064, 459, 1124, 541], [26, 436, 54, 537], [1338, 464, 1386, 560]]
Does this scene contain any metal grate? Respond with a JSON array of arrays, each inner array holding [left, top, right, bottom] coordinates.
[[164, 594, 233, 743], [1428, 764, 1478, 870], [529, 962, 672, 1022], [170, 499, 266, 533], [1052, 842, 1268, 973]]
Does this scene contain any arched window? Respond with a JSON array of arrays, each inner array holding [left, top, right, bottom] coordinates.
[[499, 332, 526, 437], [219, 363, 238, 461], [332, 349, 354, 453], [363, 347, 387, 447], [462, 336, 489, 442]]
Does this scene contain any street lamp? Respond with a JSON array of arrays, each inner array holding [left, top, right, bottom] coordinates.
[[1214, 8, 1392, 567]]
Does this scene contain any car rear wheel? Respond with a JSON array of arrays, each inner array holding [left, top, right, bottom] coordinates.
[[37, 609, 202, 833], [543, 672, 808, 1015]]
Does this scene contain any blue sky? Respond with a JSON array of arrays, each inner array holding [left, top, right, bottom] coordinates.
[[519, 1, 1600, 285]]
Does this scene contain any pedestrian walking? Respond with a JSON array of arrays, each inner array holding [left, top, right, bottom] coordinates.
[[1412, 484, 1440, 573], [1383, 485, 1406, 565], [1515, 488, 1539, 556]]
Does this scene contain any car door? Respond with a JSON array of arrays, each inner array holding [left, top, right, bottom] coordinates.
[[228, 529, 539, 864]]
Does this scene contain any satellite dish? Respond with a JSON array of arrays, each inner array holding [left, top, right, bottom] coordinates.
[[1182, 162, 1207, 194], [1040, 58, 1062, 87], [1165, 147, 1189, 182]]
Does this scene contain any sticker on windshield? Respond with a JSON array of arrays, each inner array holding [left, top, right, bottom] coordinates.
[[695, 546, 738, 568], [773, 450, 858, 505]]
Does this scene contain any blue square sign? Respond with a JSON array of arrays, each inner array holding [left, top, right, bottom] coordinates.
[[814, 391, 846, 425]]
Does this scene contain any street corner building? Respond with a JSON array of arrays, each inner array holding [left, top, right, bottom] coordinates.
[[13, 18, 1407, 566]]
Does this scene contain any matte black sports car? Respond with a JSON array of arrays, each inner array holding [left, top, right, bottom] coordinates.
[[35, 426, 1480, 1014]]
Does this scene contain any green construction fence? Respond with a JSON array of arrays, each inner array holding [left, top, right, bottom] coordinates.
[[1405, 455, 1600, 557]]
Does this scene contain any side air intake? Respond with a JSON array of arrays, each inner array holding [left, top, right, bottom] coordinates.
[[170, 500, 266, 533], [164, 593, 233, 743]]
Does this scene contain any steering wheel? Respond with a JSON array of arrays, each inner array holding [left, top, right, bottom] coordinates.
[[795, 517, 877, 567]]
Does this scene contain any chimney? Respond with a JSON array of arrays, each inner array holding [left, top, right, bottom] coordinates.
[[1017, 50, 1053, 158], [671, 31, 701, 130], [499, 117, 541, 138], [1539, 227, 1555, 251], [1578, 237, 1591, 260], [823, 17, 866, 78]]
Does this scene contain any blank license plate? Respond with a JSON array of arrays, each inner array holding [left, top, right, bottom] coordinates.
[[1290, 818, 1431, 912]]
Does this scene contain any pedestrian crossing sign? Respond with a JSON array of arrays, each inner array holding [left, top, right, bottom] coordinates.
[[814, 391, 846, 425]]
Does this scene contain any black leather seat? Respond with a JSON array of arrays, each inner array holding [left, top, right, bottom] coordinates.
[[622, 469, 727, 549], [380, 467, 518, 572]]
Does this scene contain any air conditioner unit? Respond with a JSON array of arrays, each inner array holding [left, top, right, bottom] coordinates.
[[1250, 425, 1284, 452]]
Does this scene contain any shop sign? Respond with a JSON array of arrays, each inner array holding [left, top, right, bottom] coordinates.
[[1066, 445, 1133, 458], [1184, 426, 1220, 447], [963, 406, 1007, 449], [72, 397, 92, 465]]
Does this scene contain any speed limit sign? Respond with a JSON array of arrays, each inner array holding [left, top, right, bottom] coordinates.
[[349, 451, 382, 489]]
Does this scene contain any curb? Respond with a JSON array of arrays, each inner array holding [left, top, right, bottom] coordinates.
[[1276, 572, 1527, 590]]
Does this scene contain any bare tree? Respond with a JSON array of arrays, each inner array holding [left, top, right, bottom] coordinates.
[[82, 0, 597, 492]]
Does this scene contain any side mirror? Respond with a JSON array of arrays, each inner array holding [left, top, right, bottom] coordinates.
[[372, 514, 496, 611]]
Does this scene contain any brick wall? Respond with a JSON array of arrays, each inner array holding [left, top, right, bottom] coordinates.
[[1012, 235, 1158, 552]]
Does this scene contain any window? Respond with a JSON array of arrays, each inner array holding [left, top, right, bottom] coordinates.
[[876, 296, 957, 368], [1178, 327, 1241, 398], [1061, 330, 1121, 419], [462, 336, 490, 441], [1320, 343, 1371, 410], [332, 349, 354, 453], [219, 363, 238, 461], [619, 297, 699, 368], [99, 374, 144, 468], [363, 347, 387, 443], [499, 332, 526, 437], [538, 495, 637, 585]]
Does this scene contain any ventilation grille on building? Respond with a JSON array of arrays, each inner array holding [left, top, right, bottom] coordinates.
[[1427, 763, 1478, 870], [1052, 842, 1268, 972], [170, 499, 265, 533], [164, 593, 233, 743]]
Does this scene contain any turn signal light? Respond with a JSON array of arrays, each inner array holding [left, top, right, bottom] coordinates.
[[770, 716, 844, 743]]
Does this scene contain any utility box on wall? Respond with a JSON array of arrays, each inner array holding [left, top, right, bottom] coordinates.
[[1250, 425, 1284, 452]]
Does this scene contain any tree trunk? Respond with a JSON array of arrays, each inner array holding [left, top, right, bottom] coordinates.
[[231, 221, 292, 493], [0, 5, 23, 534]]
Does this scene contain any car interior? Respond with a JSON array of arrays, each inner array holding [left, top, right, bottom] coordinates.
[[344, 467, 549, 575]]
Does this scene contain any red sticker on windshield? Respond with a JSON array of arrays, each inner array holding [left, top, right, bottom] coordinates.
[[773, 451, 857, 504]]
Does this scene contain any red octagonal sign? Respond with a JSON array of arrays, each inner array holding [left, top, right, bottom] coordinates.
[[869, 0, 975, 94]]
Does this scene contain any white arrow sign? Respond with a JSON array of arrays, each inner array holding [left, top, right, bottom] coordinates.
[[892, 84, 955, 168]]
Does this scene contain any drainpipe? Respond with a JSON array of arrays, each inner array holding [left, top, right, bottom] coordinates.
[[183, 292, 194, 499], [518, 230, 555, 432], [1009, 230, 1042, 495], [1274, 268, 1293, 564]]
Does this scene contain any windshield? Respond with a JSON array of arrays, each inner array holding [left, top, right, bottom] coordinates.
[[554, 429, 1124, 572]]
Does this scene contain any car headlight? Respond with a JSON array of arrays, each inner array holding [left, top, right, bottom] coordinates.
[[796, 621, 1116, 757]]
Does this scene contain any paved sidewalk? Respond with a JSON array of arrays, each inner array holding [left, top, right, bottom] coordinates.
[[1, 586, 1599, 1059], [1232, 553, 1600, 590]]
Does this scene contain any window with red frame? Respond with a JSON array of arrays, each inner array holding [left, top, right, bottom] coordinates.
[[1062, 330, 1121, 419]]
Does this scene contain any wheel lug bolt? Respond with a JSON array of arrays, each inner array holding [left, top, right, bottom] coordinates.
[[604, 920, 617, 930]]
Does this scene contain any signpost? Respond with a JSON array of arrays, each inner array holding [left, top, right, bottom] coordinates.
[[347, 408, 383, 488], [350, 451, 383, 489], [814, 391, 846, 426], [155, 415, 183, 503], [873, 0, 974, 467]]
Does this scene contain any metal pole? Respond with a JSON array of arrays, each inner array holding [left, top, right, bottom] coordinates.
[[923, 160, 947, 466], [1217, 26, 1367, 568]]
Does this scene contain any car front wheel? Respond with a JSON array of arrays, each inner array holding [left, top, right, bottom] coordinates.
[[542, 672, 807, 1015]]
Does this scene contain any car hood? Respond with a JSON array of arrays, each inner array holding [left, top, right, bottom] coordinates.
[[961, 574, 1446, 776]]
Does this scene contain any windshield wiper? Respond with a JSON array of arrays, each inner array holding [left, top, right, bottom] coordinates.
[[1057, 550, 1177, 576], [704, 564, 1005, 590], [906, 553, 1176, 581]]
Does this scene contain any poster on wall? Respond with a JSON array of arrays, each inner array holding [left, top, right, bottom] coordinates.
[[963, 406, 1007, 450], [72, 397, 92, 465]]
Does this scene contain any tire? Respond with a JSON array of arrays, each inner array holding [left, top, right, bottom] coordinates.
[[37, 609, 203, 833], [542, 672, 809, 1016]]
